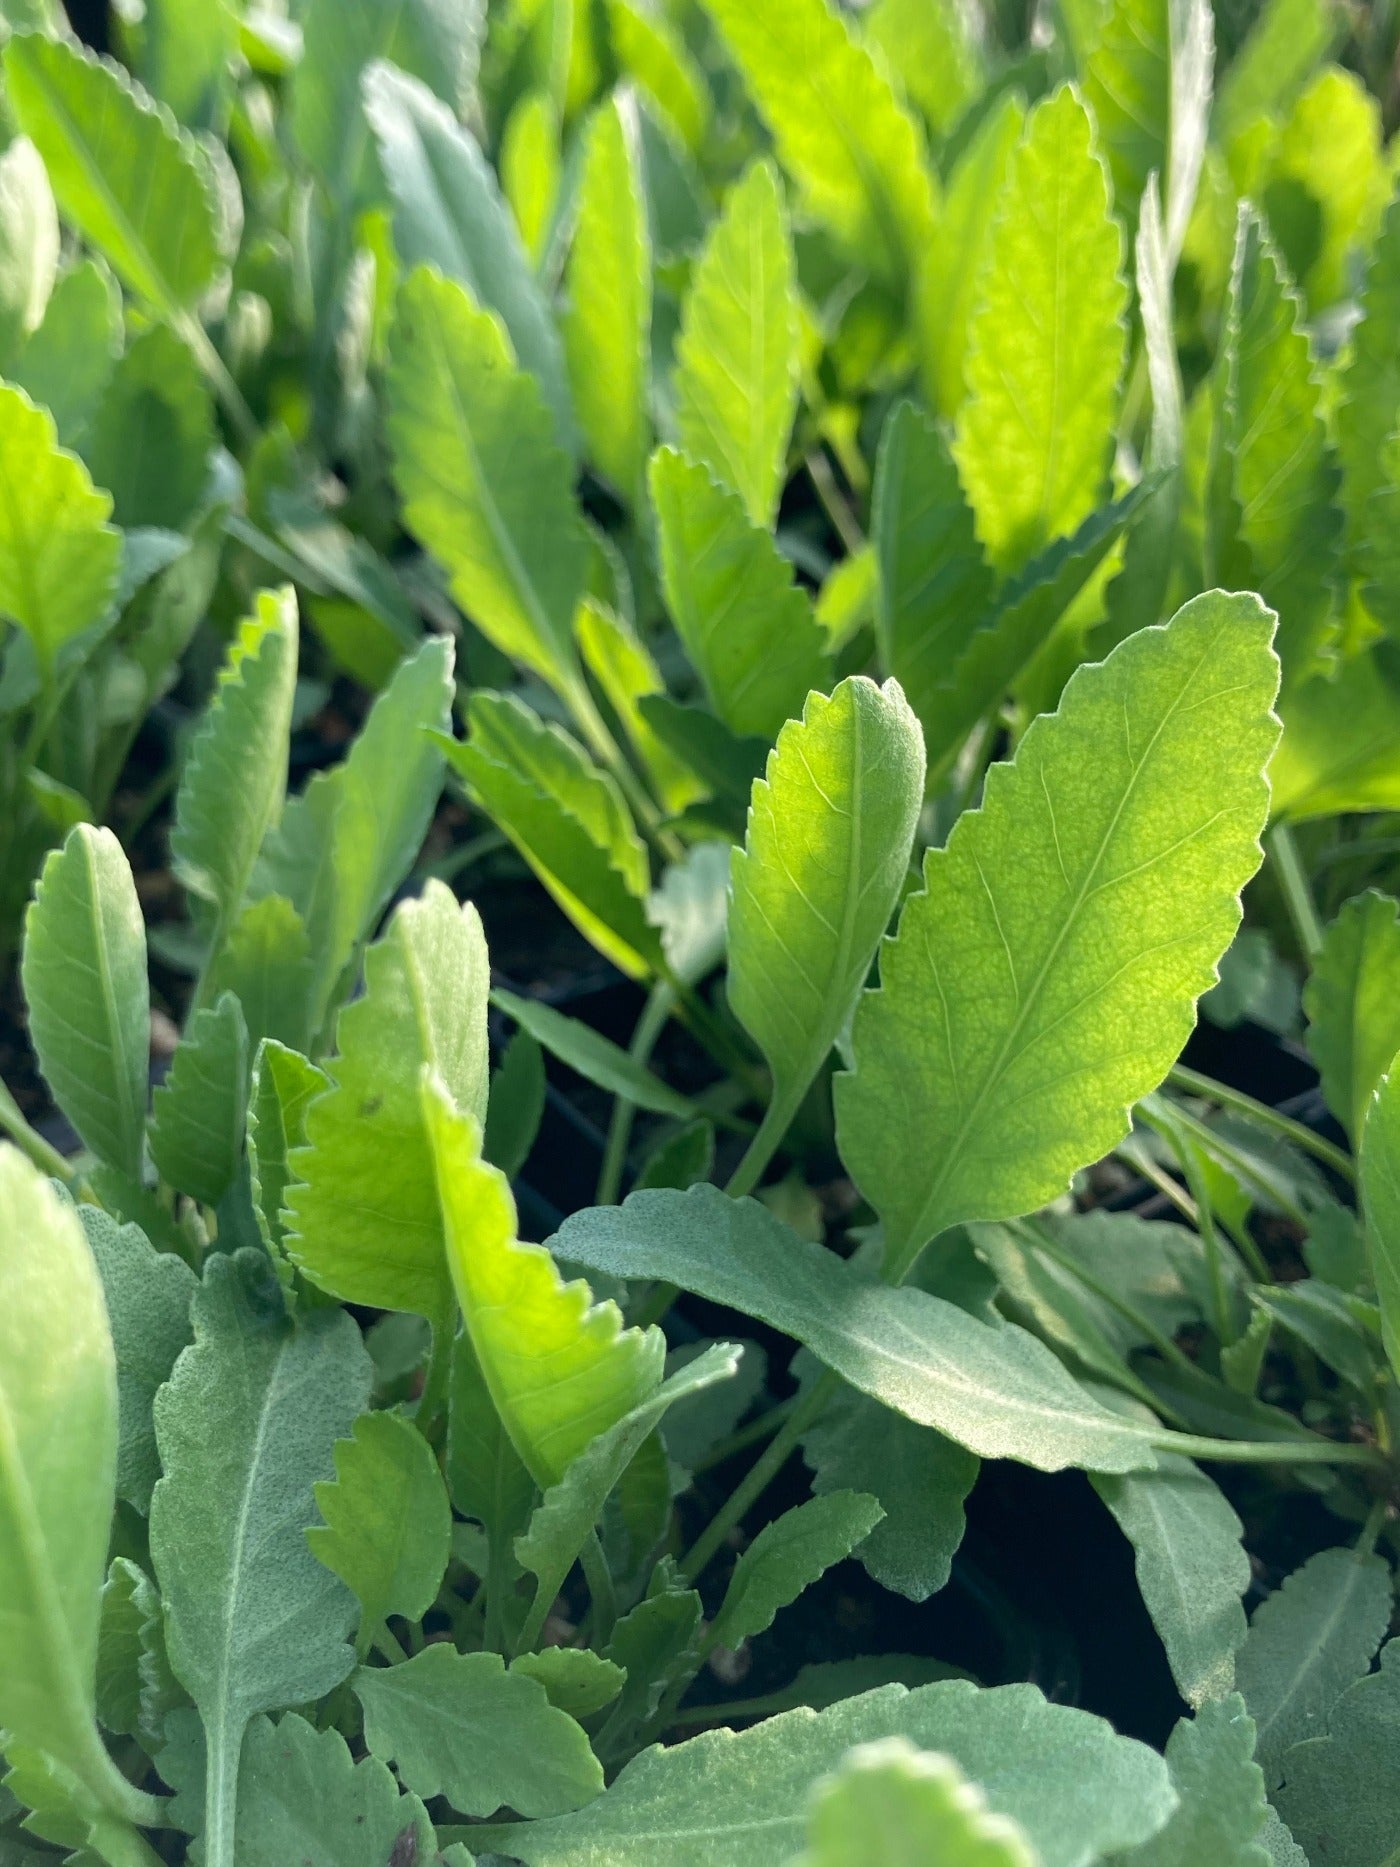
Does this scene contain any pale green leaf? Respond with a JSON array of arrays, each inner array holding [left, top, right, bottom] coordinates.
[[246, 1039, 327, 1269], [424, 1075, 665, 1488], [1164, 0, 1214, 262], [512, 1649, 626, 1720], [492, 987, 696, 1119], [0, 383, 121, 672], [1274, 1637, 1400, 1867], [207, 894, 314, 1056], [501, 88, 561, 269], [0, 136, 58, 366], [576, 597, 703, 813], [954, 85, 1127, 573], [86, 323, 214, 532], [1263, 67, 1387, 312], [387, 266, 586, 699], [286, 881, 490, 1323], [149, 992, 249, 1206], [1122, 1695, 1271, 1866], [552, 1186, 1159, 1473], [865, 0, 981, 134], [1235, 1544, 1393, 1789], [651, 447, 830, 741], [79, 1205, 195, 1513], [362, 60, 573, 451], [646, 840, 730, 985], [701, 0, 936, 290], [728, 676, 924, 1162], [1360, 1056, 1400, 1386], [1336, 196, 1400, 572], [835, 591, 1279, 1275], [149, 1250, 373, 1864], [672, 159, 797, 527], [710, 1491, 884, 1651], [22, 825, 149, 1179], [468, 1678, 1175, 1867], [1304, 891, 1400, 1143], [8, 258, 121, 451], [607, 0, 709, 149], [95, 1559, 157, 1740], [229, 1712, 435, 1867], [1213, 0, 1336, 143], [3, 31, 226, 315], [1092, 1454, 1250, 1708], [795, 1737, 1036, 1867], [1270, 645, 1400, 821], [308, 1411, 451, 1648], [138, 0, 237, 130], [354, 1646, 603, 1818]]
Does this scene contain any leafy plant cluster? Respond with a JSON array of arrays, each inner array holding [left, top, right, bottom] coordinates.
[[6, 0, 1400, 1861]]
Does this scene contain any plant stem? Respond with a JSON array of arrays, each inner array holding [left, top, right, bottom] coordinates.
[[203, 1718, 239, 1867], [580, 1532, 618, 1647], [0, 1079, 73, 1181], [804, 447, 865, 556], [177, 311, 258, 447], [724, 1090, 798, 1201], [1152, 1428, 1382, 1468], [415, 1312, 454, 1447], [1166, 1063, 1355, 1183], [692, 1398, 797, 1474], [1268, 822, 1325, 961], [566, 673, 682, 863], [596, 983, 674, 1205]]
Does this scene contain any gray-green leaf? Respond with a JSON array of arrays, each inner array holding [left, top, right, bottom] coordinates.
[[148, 991, 250, 1206], [710, 1491, 885, 1651]]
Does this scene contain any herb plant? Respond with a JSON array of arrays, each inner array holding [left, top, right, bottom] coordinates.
[[5, 0, 1400, 1863]]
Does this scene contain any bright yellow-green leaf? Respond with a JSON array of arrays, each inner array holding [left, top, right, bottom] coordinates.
[[575, 597, 703, 812], [1270, 645, 1400, 821], [501, 88, 562, 268], [1263, 67, 1387, 310], [607, 0, 709, 150], [796, 1738, 1037, 1867], [864, 0, 980, 135]]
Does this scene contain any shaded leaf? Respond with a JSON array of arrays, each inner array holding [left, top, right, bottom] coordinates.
[[1271, 645, 1400, 821], [484, 1028, 547, 1180], [230, 1712, 435, 1867], [1124, 1694, 1271, 1866], [246, 1039, 327, 1269], [493, 987, 695, 1119], [512, 1649, 626, 1720], [710, 1491, 884, 1651], [207, 894, 314, 1056], [149, 991, 249, 1206], [86, 323, 214, 532], [1360, 1055, 1400, 1386], [1275, 1637, 1400, 1867], [1304, 890, 1400, 1144], [9, 258, 121, 451]]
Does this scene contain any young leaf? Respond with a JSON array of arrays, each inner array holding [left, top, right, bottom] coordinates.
[[501, 89, 562, 267], [353, 1647, 603, 1818], [511, 1649, 626, 1720], [672, 159, 798, 527], [1274, 1637, 1400, 1867], [564, 93, 651, 504], [608, 0, 709, 148], [148, 991, 250, 1206], [207, 895, 314, 1055], [1303, 891, 1400, 1145], [1212, 0, 1336, 142], [576, 597, 704, 813], [422, 1074, 666, 1488], [467, 1677, 1175, 1865], [9, 257, 122, 451], [651, 447, 831, 741], [1069, 0, 1171, 221], [795, 1738, 1036, 1867], [95, 1558, 158, 1741], [700, 0, 935, 290], [246, 1039, 327, 1268], [387, 267, 586, 701], [1360, 1057, 1400, 1386], [0, 384, 121, 674], [1234, 1545, 1393, 1789], [709, 1492, 885, 1652], [1091, 1454, 1250, 1708], [3, 31, 226, 315], [835, 591, 1280, 1277], [22, 825, 149, 1180], [954, 85, 1127, 573], [0, 135, 58, 366], [85, 323, 214, 532], [492, 987, 696, 1119], [362, 60, 573, 452], [308, 1412, 452, 1653], [286, 882, 490, 1324], [1127, 1695, 1272, 1866], [552, 1186, 1158, 1473], [865, 0, 980, 133], [227, 1713, 435, 1867], [728, 676, 925, 1180], [149, 1250, 373, 1867], [78, 1206, 195, 1514]]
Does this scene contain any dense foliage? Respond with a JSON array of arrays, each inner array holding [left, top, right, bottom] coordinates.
[[5, 0, 1400, 1861]]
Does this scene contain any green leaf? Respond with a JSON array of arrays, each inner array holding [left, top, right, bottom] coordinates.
[[576, 597, 703, 814], [1271, 644, 1400, 821], [1213, 0, 1336, 143], [795, 1737, 1036, 1867], [0, 383, 121, 674], [86, 323, 214, 532], [511, 1649, 626, 1720], [362, 60, 573, 452], [501, 88, 561, 267], [700, 0, 936, 291], [22, 825, 149, 1179], [387, 267, 586, 700], [149, 1250, 373, 1867], [149, 991, 250, 1206], [607, 0, 709, 149], [728, 676, 924, 1168], [0, 1149, 149, 1826], [286, 881, 490, 1323], [95, 1559, 157, 1740], [445, 1330, 535, 1561], [1304, 891, 1400, 1144], [484, 1028, 547, 1180], [835, 591, 1279, 1276], [1092, 1454, 1250, 1709], [138, 0, 237, 130], [1360, 1056, 1400, 1387], [78, 1205, 195, 1513], [444, 692, 663, 981], [1123, 1695, 1271, 1866], [865, 0, 981, 135], [423, 1074, 666, 1488], [228, 1712, 435, 1867], [672, 159, 797, 527], [3, 31, 226, 315], [354, 1646, 603, 1818], [1336, 196, 1400, 574], [9, 258, 122, 451], [308, 1411, 451, 1651], [552, 1186, 1159, 1473], [651, 447, 831, 741], [247, 1039, 327, 1269], [710, 1492, 885, 1651], [0, 135, 58, 367], [207, 895, 314, 1056], [492, 987, 696, 1119], [468, 1678, 1175, 1866], [1234, 1545, 1393, 1790], [802, 1385, 978, 1603], [1274, 1637, 1400, 1867], [1209, 208, 1341, 683], [599, 1582, 704, 1748], [954, 85, 1127, 573], [564, 93, 651, 504]]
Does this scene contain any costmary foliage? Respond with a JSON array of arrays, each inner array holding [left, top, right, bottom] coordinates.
[[5, 0, 1400, 1862]]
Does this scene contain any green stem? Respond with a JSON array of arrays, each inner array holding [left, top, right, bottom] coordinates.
[[1151, 1428, 1382, 1469], [804, 447, 865, 556], [371, 1621, 410, 1665], [176, 311, 258, 448], [1166, 1063, 1355, 1184], [415, 1312, 454, 1447], [0, 1078, 74, 1182], [692, 1398, 797, 1474], [597, 983, 674, 1206], [1268, 821, 1325, 961], [724, 1090, 799, 1201], [203, 1717, 239, 1867], [566, 674, 682, 863], [580, 1532, 618, 1647]]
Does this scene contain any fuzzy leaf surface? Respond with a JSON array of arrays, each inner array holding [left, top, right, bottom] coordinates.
[[1274, 1638, 1400, 1867], [148, 991, 249, 1206], [795, 1738, 1036, 1866], [1124, 1695, 1271, 1866], [1304, 890, 1400, 1145], [711, 1492, 885, 1651]]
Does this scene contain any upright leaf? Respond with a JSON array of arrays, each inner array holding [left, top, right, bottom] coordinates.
[[1304, 891, 1400, 1144], [501, 88, 561, 267], [148, 993, 249, 1205], [150, 1251, 373, 1867], [246, 1040, 327, 1269], [710, 1492, 885, 1652], [0, 136, 57, 366], [422, 1075, 666, 1488], [22, 826, 149, 1179], [1127, 1696, 1272, 1866], [700, 0, 936, 291], [207, 895, 314, 1055], [3, 32, 226, 315], [651, 447, 830, 741], [9, 257, 121, 450], [1275, 1637, 1400, 1867], [86, 323, 214, 532], [608, 0, 709, 149], [1270, 644, 1400, 821], [795, 1738, 1036, 1867], [1360, 1057, 1400, 1385], [672, 160, 798, 527], [1336, 196, 1400, 572], [227, 1713, 435, 1867], [728, 677, 924, 1176], [865, 0, 980, 134], [835, 591, 1279, 1277], [954, 85, 1128, 573], [387, 267, 586, 701]]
